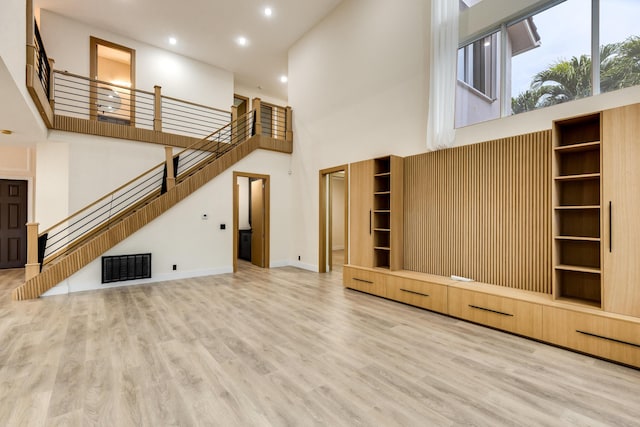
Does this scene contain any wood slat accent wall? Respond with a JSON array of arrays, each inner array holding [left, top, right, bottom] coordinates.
[[404, 130, 552, 294], [12, 135, 264, 300]]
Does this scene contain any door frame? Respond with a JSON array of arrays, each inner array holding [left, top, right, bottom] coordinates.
[[89, 36, 136, 124], [0, 179, 29, 268], [233, 171, 270, 272], [319, 165, 349, 273]]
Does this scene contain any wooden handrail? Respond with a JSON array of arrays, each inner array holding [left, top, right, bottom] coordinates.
[[173, 109, 254, 159], [40, 109, 255, 238], [53, 70, 155, 96], [40, 161, 165, 236]]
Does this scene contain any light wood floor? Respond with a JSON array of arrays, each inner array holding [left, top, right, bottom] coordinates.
[[1, 265, 640, 426]]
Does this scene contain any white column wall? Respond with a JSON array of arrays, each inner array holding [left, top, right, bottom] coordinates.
[[35, 141, 70, 230], [287, 0, 430, 270], [0, 0, 26, 90]]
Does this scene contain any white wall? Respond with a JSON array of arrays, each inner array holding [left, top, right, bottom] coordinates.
[[35, 141, 69, 230], [288, 0, 640, 272], [39, 10, 234, 111], [62, 133, 166, 212], [237, 176, 250, 229], [234, 84, 288, 109], [34, 131, 167, 227], [43, 148, 292, 295], [288, 0, 430, 270], [0, 0, 26, 89]]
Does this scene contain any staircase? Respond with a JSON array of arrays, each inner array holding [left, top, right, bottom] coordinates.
[[13, 110, 292, 300]]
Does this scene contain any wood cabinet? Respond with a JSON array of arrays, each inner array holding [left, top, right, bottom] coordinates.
[[343, 104, 640, 368], [543, 306, 640, 368], [448, 288, 543, 339], [552, 113, 603, 307], [343, 265, 386, 297], [349, 160, 374, 267], [602, 104, 640, 317], [349, 156, 403, 270], [552, 105, 640, 315], [385, 277, 447, 314]]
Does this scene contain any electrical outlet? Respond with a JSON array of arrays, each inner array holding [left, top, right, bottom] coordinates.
[[298, 256, 301, 261], [172, 264, 177, 270]]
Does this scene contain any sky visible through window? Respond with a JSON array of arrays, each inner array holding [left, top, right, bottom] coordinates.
[[511, 0, 638, 98]]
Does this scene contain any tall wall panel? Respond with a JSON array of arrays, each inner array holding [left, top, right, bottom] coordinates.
[[404, 130, 552, 294]]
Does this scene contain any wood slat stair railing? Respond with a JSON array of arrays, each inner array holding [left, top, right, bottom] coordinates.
[[12, 134, 267, 301]]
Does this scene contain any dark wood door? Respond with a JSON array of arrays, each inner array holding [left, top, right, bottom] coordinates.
[[0, 180, 28, 269]]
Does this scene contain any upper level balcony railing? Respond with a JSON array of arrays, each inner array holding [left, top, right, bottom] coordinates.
[[26, 21, 292, 148], [52, 71, 232, 140]]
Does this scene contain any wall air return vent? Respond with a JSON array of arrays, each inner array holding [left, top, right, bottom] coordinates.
[[102, 253, 151, 284]]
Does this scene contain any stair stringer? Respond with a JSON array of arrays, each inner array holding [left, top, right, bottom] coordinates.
[[13, 135, 263, 300]]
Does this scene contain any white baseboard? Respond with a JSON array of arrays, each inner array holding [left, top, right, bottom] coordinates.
[[288, 260, 319, 272]]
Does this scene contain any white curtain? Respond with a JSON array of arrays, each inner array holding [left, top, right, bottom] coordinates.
[[426, 0, 459, 152]]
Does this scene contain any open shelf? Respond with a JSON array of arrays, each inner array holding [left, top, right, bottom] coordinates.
[[554, 173, 600, 182], [553, 113, 602, 308], [554, 113, 601, 146], [555, 236, 600, 242], [554, 140, 601, 152], [555, 264, 601, 274], [372, 156, 400, 269]]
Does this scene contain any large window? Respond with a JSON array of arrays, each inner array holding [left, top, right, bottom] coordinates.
[[600, 0, 640, 94], [455, 0, 640, 128], [455, 31, 501, 127]]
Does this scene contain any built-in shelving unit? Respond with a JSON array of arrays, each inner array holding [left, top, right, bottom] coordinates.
[[552, 113, 602, 307], [373, 157, 392, 268]]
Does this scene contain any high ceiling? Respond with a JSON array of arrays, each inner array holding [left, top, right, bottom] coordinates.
[[33, 0, 344, 101]]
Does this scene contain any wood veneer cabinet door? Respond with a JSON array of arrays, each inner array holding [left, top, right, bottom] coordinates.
[[388, 156, 404, 270], [343, 266, 386, 297], [542, 306, 640, 368], [349, 160, 374, 267], [602, 104, 640, 317], [447, 287, 543, 339]]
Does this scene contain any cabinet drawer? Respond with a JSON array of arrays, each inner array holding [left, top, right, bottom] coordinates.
[[386, 277, 447, 313], [543, 307, 640, 368], [448, 288, 543, 339], [343, 267, 386, 297]]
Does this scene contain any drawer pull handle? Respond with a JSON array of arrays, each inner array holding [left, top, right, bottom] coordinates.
[[576, 330, 640, 349], [353, 278, 374, 284], [400, 288, 429, 297], [468, 304, 513, 317]]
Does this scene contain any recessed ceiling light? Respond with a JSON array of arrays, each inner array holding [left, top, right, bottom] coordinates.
[[169, 37, 177, 45], [237, 36, 248, 46], [280, 75, 288, 83], [264, 7, 273, 17]]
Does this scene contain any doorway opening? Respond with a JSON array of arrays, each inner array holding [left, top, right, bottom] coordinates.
[[0, 179, 28, 269], [90, 36, 136, 125], [233, 172, 270, 272], [319, 165, 349, 273], [233, 94, 251, 140]]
